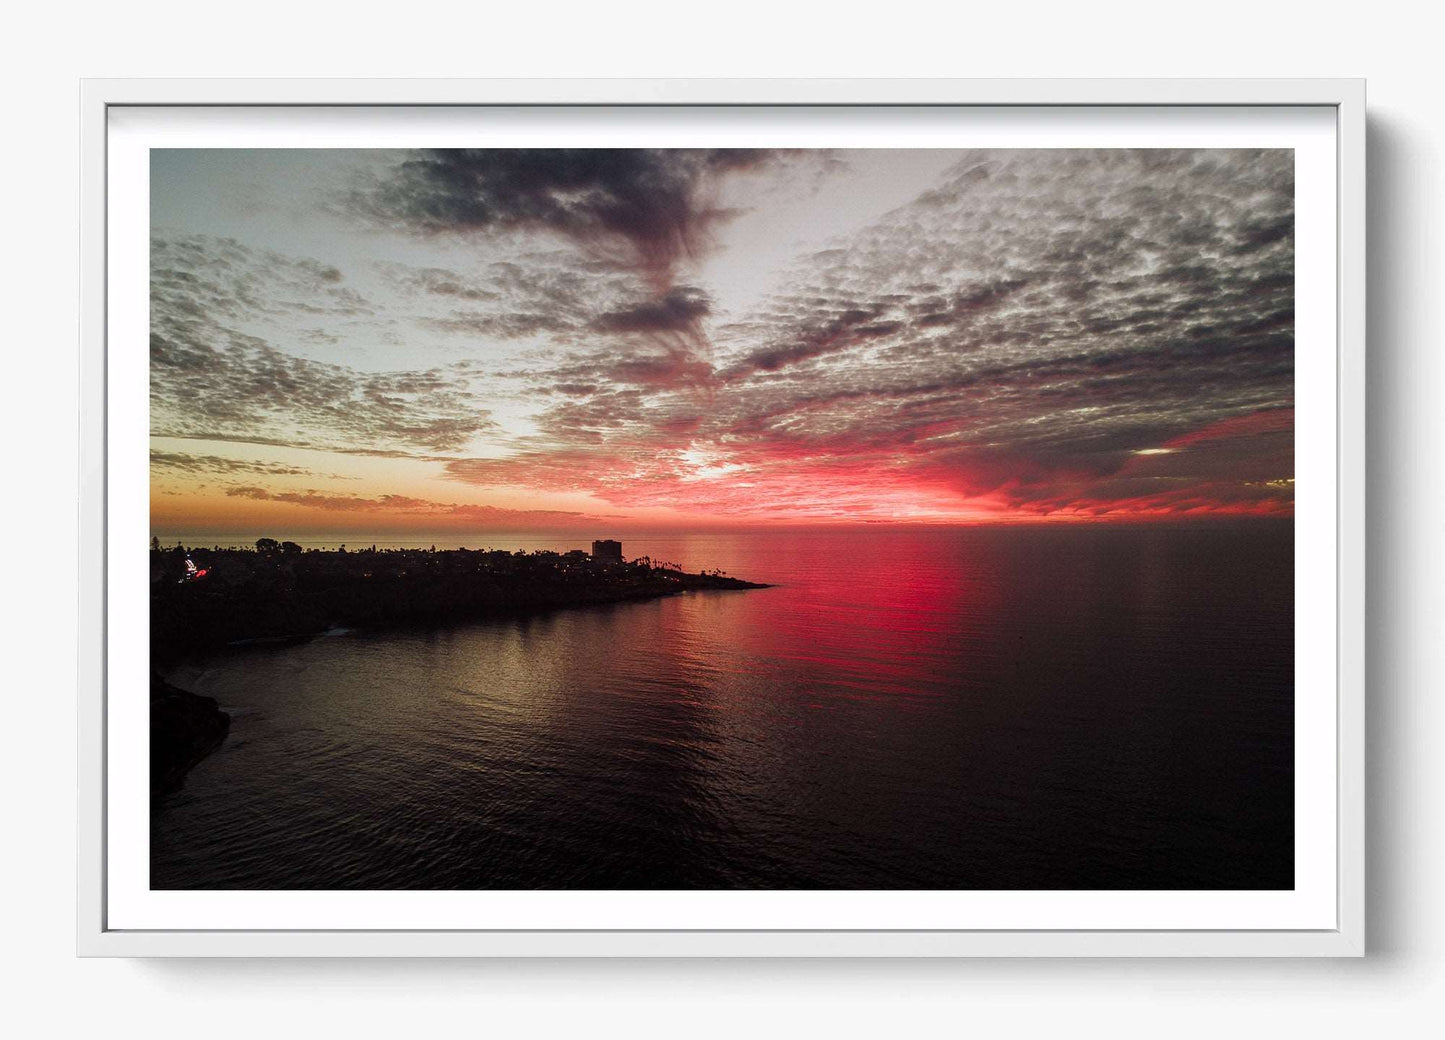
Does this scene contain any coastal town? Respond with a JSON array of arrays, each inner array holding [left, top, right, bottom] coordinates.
[[150, 537, 769, 663]]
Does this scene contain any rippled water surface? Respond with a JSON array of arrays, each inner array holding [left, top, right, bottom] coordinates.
[[153, 524, 1293, 889]]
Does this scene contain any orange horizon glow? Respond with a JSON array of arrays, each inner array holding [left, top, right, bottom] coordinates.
[[150, 408, 1295, 540]]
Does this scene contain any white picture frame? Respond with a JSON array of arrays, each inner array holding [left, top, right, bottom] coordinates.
[[79, 78, 1366, 957]]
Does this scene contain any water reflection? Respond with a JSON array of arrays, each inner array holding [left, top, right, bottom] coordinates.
[[154, 524, 1293, 890]]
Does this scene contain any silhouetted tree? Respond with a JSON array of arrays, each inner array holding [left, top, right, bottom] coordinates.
[[256, 537, 280, 553]]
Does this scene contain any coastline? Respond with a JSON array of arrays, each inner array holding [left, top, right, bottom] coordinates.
[[150, 672, 231, 795], [151, 544, 771, 665], [149, 545, 770, 792]]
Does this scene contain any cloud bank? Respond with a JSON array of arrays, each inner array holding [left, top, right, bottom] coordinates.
[[152, 148, 1295, 526]]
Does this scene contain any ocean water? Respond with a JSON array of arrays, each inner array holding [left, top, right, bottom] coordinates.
[[152, 523, 1294, 890]]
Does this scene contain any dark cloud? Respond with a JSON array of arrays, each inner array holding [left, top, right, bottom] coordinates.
[[150, 451, 317, 477], [488, 286, 721, 404], [353, 149, 784, 285], [723, 296, 906, 375], [446, 149, 1295, 519], [591, 286, 711, 335]]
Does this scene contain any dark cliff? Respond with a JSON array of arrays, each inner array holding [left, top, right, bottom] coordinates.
[[151, 672, 231, 795]]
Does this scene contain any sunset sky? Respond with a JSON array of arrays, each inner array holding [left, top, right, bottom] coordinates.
[[150, 147, 1294, 536]]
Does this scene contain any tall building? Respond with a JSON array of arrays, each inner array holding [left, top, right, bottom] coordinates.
[[591, 539, 622, 561]]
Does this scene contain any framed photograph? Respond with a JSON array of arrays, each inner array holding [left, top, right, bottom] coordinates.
[[79, 79, 1365, 957]]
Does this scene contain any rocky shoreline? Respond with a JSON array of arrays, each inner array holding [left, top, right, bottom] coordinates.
[[147, 546, 771, 790], [150, 672, 231, 795], [151, 544, 771, 665]]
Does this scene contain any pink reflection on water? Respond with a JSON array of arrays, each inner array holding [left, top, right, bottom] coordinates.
[[621, 529, 1006, 708]]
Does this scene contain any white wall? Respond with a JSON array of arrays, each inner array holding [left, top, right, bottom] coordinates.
[[3, 2, 1439, 1034]]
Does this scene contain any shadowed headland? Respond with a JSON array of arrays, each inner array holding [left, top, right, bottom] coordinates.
[[150, 539, 771, 666]]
